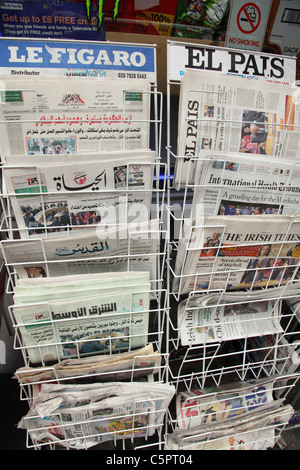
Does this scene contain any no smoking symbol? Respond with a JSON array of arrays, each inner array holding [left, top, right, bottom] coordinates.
[[237, 3, 261, 34]]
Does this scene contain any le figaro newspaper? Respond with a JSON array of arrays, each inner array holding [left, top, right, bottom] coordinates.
[[174, 70, 300, 188]]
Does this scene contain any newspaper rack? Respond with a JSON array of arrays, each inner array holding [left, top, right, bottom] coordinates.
[[0, 39, 173, 450], [166, 373, 300, 450], [165, 40, 300, 448]]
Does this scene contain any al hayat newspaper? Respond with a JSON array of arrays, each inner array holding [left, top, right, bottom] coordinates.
[[3, 150, 155, 239], [13, 343, 162, 384], [11, 271, 152, 364], [0, 76, 151, 155], [173, 214, 300, 295], [191, 152, 300, 218], [1, 218, 160, 283], [18, 381, 175, 449], [174, 69, 300, 188]]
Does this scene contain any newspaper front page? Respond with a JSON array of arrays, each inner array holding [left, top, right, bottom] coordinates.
[[1, 219, 160, 282], [18, 382, 175, 449], [3, 150, 155, 238], [178, 296, 283, 346], [174, 70, 300, 188], [173, 214, 300, 295], [176, 377, 279, 430], [0, 77, 151, 155], [12, 272, 152, 364], [192, 152, 300, 217]]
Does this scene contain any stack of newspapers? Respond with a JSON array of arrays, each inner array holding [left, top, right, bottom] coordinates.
[[165, 377, 294, 450], [174, 69, 300, 189], [10, 271, 153, 365], [17, 381, 175, 449], [13, 343, 162, 385], [177, 284, 300, 346], [173, 214, 300, 295], [0, 75, 158, 238]]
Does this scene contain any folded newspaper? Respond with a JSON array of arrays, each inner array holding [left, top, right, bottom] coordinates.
[[3, 150, 155, 238], [1, 218, 160, 283], [11, 271, 152, 364], [173, 214, 300, 295], [177, 285, 300, 345], [0, 76, 151, 155], [166, 403, 294, 450], [191, 152, 300, 218], [18, 381, 175, 449], [13, 343, 162, 384], [175, 376, 287, 430], [174, 69, 300, 188]]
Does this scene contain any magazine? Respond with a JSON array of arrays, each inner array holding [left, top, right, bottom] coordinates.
[[173, 214, 300, 295], [18, 381, 175, 449], [11, 271, 152, 364], [3, 150, 155, 238], [191, 152, 300, 218], [1, 218, 160, 284], [174, 69, 300, 188], [13, 343, 162, 384], [0, 76, 151, 155]]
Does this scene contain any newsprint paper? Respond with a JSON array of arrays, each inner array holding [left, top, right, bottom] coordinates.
[[177, 289, 287, 346], [3, 150, 155, 238], [191, 152, 300, 217], [1, 218, 160, 283], [0, 76, 151, 155], [11, 271, 152, 364], [173, 214, 300, 295], [18, 382, 175, 449], [174, 70, 300, 188], [167, 376, 294, 450]]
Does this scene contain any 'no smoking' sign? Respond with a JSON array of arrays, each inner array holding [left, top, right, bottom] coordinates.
[[225, 0, 272, 51], [237, 3, 261, 34]]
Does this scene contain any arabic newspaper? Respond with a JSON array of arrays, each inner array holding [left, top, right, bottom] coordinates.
[[174, 70, 300, 188], [173, 214, 300, 295], [11, 272, 152, 364], [3, 150, 155, 238], [1, 219, 160, 283], [13, 343, 162, 384], [191, 152, 300, 218], [18, 382, 175, 449], [0, 76, 151, 155]]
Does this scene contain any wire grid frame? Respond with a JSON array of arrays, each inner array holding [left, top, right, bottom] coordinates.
[[0, 40, 173, 451], [164, 42, 300, 435]]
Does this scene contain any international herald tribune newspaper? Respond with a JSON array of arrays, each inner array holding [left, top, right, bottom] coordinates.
[[191, 152, 300, 218]]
